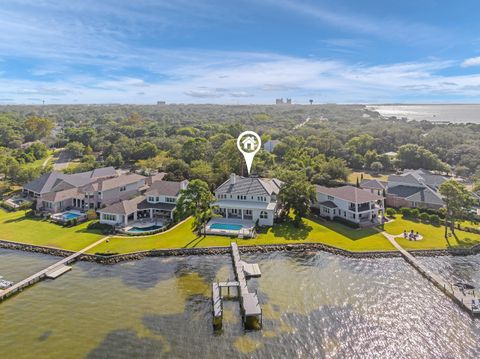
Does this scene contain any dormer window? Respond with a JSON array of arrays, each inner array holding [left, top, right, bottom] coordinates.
[[166, 197, 176, 203], [120, 186, 126, 192]]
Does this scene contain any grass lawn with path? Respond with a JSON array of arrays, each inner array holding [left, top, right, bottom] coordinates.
[[0, 209, 104, 251], [87, 216, 393, 255], [383, 215, 480, 250]]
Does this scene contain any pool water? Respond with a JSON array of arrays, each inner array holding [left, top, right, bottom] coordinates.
[[210, 223, 243, 231], [127, 225, 163, 233], [62, 212, 81, 220]]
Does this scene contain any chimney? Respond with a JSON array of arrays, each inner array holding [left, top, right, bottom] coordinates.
[[230, 173, 236, 184]]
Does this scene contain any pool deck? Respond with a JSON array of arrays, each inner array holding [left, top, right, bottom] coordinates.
[[205, 218, 255, 237]]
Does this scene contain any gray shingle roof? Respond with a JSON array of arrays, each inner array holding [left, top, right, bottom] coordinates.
[[98, 196, 145, 215], [388, 185, 444, 206], [360, 179, 387, 190], [98, 173, 145, 191], [215, 175, 282, 196], [316, 185, 384, 203], [144, 180, 187, 197], [319, 200, 338, 208]]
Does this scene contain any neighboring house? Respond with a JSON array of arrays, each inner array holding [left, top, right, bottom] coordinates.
[[213, 174, 283, 226], [359, 179, 387, 196], [98, 180, 188, 227], [22, 167, 148, 214], [386, 169, 446, 209], [263, 140, 280, 153], [314, 185, 385, 225]]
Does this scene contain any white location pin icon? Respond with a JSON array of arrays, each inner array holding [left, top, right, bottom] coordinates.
[[237, 131, 262, 175]]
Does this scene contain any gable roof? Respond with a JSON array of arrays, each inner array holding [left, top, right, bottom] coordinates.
[[388, 169, 446, 188], [42, 188, 80, 202], [360, 179, 387, 190], [98, 196, 145, 215], [23, 167, 117, 195], [215, 175, 282, 196], [98, 173, 146, 191], [144, 180, 187, 197], [388, 185, 444, 206], [315, 185, 384, 203]]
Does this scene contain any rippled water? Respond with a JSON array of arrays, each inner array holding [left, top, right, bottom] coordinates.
[[1, 249, 480, 358], [368, 104, 480, 123]]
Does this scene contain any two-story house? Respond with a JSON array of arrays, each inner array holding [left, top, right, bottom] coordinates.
[[314, 185, 385, 226], [98, 180, 188, 227], [213, 174, 283, 226]]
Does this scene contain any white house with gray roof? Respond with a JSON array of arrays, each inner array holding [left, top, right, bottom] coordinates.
[[213, 174, 283, 226], [98, 180, 188, 227], [314, 185, 385, 226]]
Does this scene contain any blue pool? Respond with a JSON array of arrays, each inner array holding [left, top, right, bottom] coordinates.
[[210, 223, 243, 231], [62, 212, 82, 220], [127, 225, 163, 233]]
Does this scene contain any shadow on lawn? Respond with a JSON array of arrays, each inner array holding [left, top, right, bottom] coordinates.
[[259, 221, 312, 240], [309, 217, 380, 241]]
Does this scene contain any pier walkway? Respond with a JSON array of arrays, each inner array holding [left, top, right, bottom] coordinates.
[[0, 237, 108, 302], [382, 232, 479, 316], [212, 242, 262, 330]]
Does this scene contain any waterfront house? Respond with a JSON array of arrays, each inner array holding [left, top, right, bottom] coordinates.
[[314, 185, 385, 226], [22, 168, 147, 214], [212, 174, 283, 227], [97, 180, 188, 227], [386, 169, 445, 209], [359, 179, 387, 196]]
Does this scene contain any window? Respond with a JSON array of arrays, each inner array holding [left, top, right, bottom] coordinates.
[[102, 213, 116, 221], [260, 211, 268, 219], [148, 196, 155, 202], [166, 197, 176, 203], [120, 186, 126, 192]]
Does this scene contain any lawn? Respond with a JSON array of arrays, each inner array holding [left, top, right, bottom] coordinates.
[[348, 171, 390, 184], [87, 216, 393, 255], [383, 215, 480, 250], [0, 209, 104, 251]]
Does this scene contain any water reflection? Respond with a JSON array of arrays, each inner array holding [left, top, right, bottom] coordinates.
[[1, 249, 480, 358]]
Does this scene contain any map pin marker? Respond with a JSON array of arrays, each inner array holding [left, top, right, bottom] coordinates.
[[237, 131, 262, 175]]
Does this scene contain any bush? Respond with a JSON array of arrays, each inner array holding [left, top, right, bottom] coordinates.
[[385, 208, 396, 218], [400, 207, 411, 217], [419, 212, 430, 222], [429, 214, 441, 226], [410, 208, 420, 218]]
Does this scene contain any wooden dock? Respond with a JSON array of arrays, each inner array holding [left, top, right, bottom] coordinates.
[[0, 237, 108, 302], [383, 232, 479, 316], [212, 242, 262, 330]]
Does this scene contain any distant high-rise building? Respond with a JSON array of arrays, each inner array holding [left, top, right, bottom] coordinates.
[[275, 98, 293, 105], [157, 101, 166, 105], [286, 98, 292, 104], [275, 98, 284, 105]]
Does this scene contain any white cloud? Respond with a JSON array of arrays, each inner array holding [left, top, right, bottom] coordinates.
[[461, 56, 480, 68]]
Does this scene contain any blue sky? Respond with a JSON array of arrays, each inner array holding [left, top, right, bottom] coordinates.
[[1, 0, 480, 104]]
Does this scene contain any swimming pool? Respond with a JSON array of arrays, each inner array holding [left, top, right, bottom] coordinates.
[[62, 212, 82, 220], [127, 225, 163, 233], [209, 223, 243, 231]]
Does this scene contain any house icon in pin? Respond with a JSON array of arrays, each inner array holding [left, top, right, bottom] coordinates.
[[242, 136, 257, 151]]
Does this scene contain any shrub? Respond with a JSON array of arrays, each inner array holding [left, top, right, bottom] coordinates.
[[410, 208, 420, 218], [400, 207, 411, 217], [429, 214, 441, 226], [419, 212, 430, 222], [385, 208, 396, 218]]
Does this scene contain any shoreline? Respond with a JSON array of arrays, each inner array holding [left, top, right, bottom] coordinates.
[[1, 238, 480, 265]]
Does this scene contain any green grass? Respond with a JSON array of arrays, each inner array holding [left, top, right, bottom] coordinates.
[[87, 216, 393, 255], [384, 215, 480, 250], [0, 209, 104, 251], [348, 171, 390, 184], [22, 150, 54, 170]]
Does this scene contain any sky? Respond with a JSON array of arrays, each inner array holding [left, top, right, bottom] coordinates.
[[1, 0, 480, 104]]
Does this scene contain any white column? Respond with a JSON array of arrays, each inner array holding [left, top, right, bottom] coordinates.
[[124, 215, 128, 226], [150, 208, 153, 219], [241, 209, 244, 220], [226, 209, 229, 218], [134, 211, 138, 221]]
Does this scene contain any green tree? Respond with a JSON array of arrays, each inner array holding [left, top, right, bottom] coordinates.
[[66, 141, 86, 159], [181, 138, 213, 164], [133, 142, 158, 161], [439, 180, 475, 237], [370, 161, 384, 175], [24, 117, 54, 140], [278, 171, 316, 227], [396, 144, 449, 171], [175, 179, 217, 235]]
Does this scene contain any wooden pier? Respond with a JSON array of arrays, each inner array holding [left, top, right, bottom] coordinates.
[[0, 237, 108, 302], [212, 242, 262, 330], [383, 232, 479, 316]]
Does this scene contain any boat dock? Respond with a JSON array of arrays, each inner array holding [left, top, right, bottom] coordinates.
[[384, 233, 480, 316], [0, 237, 108, 302], [212, 242, 262, 330]]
